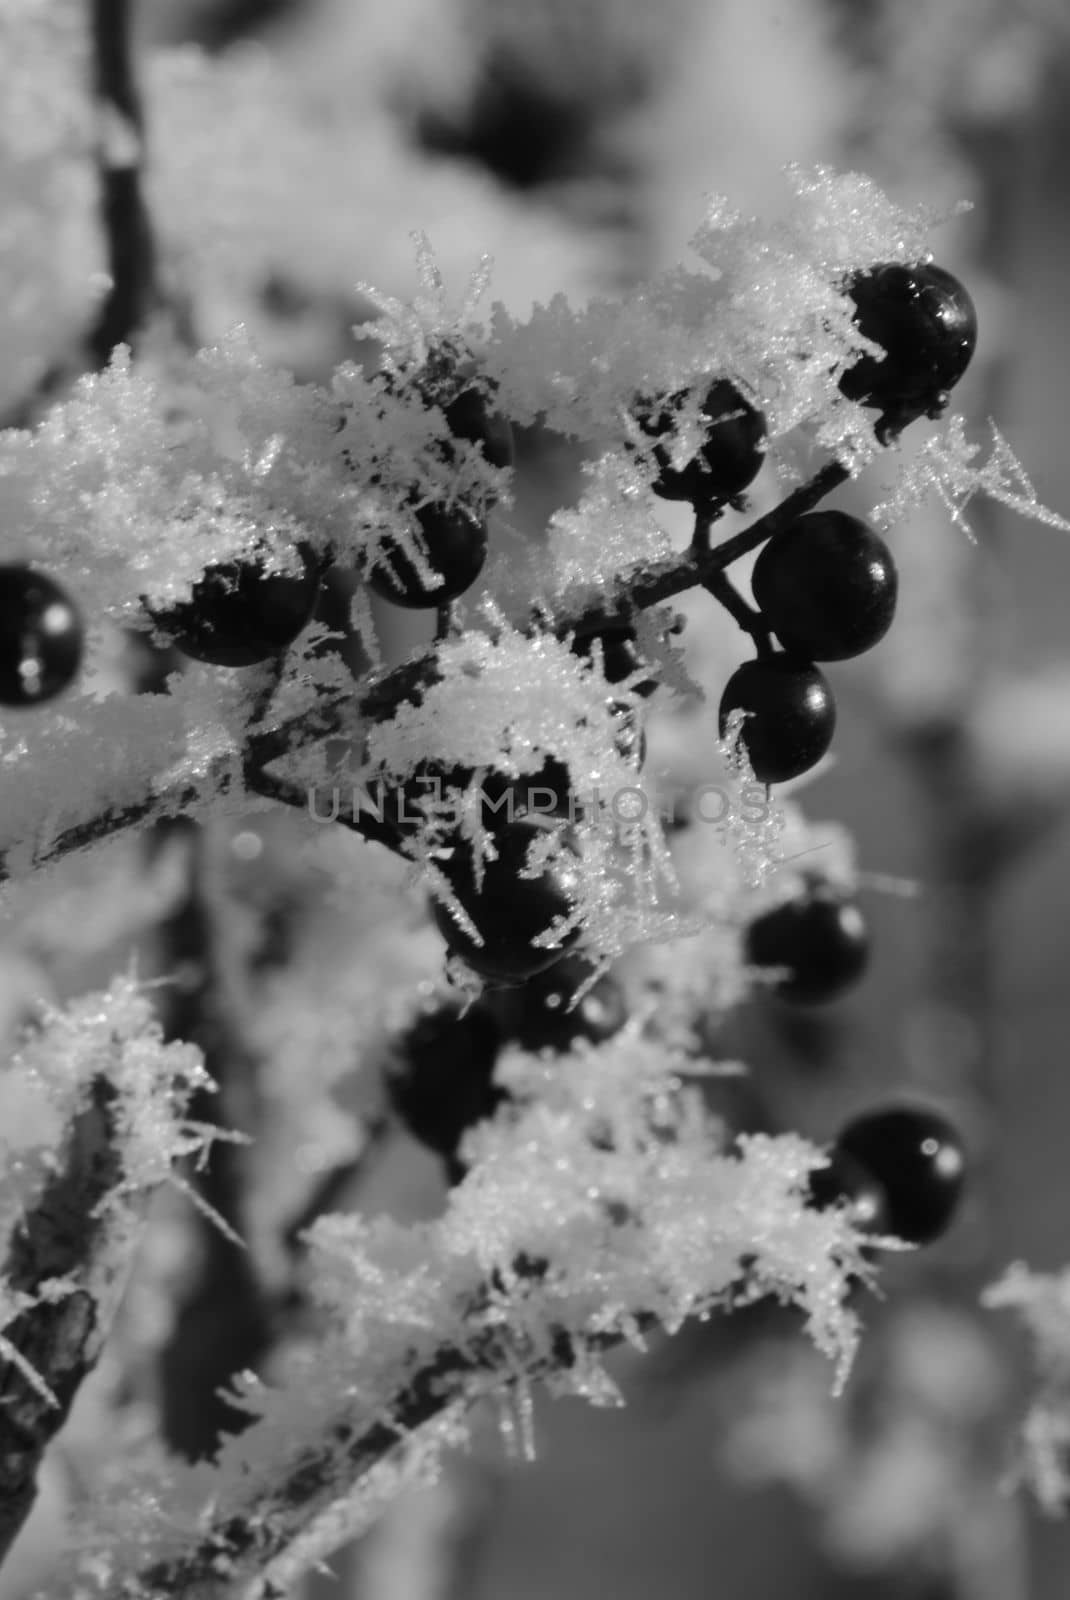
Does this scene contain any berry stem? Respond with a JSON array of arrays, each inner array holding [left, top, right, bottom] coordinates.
[[689, 503, 722, 558], [561, 457, 850, 640], [702, 571, 772, 653]]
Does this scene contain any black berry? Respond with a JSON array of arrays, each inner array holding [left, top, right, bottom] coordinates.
[[387, 998, 504, 1164], [0, 566, 83, 707], [150, 547, 319, 667], [808, 1146, 889, 1233], [745, 882, 869, 1004], [719, 655, 835, 784], [839, 262, 977, 442], [826, 1104, 966, 1245], [504, 955, 628, 1054], [368, 504, 487, 610], [432, 816, 584, 983], [636, 379, 767, 505], [751, 510, 898, 662]]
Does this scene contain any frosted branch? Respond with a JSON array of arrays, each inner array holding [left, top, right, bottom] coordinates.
[[0, 982, 210, 1564], [0, 458, 851, 891], [0, 1079, 125, 1564], [67, 1067, 867, 1600]]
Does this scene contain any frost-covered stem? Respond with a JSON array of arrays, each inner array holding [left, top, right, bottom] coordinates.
[[702, 570, 770, 649], [564, 458, 849, 638], [0, 1078, 124, 1565], [245, 765, 401, 853], [88, 0, 156, 367], [120, 1309, 648, 1599], [0, 780, 208, 887], [251, 458, 852, 763], [0, 459, 850, 885]]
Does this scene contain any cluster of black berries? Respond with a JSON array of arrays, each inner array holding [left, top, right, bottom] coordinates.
[[386, 954, 628, 1183], [0, 565, 84, 709], [147, 355, 514, 667], [714, 261, 976, 787]]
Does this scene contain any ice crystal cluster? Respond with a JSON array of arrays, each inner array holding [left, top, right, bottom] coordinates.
[[985, 1266, 1070, 1515], [5, 14, 1070, 1594]]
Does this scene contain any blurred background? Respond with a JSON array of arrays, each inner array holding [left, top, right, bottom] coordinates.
[[6, 1, 1070, 1597]]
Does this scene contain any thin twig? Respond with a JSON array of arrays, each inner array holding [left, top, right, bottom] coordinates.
[[702, 570, 771, 650]]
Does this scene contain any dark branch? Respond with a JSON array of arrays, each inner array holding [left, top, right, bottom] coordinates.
[[0, 1079, 123, 1565], [88, 0, 157, 369]]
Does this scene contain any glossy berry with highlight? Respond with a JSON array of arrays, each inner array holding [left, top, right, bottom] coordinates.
[[505, 955, 628, 1054], [432, 816, 583, 983], [745, 881, 869, 1004], [807, 1147, 890, 1234], [637, 379, 767, 505], [839, 262, 977, 441], [718, 655, 835, 784], [368, 505, 487, 609], [827, 1104, 966, 1245], [752, 510, 898, 662], [0, 565, 83, 707], [150, 548, 319, 667]]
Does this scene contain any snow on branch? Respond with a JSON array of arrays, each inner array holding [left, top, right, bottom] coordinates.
[[53, 1035, 871, 1600], [0, 979, 210, 1563]]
